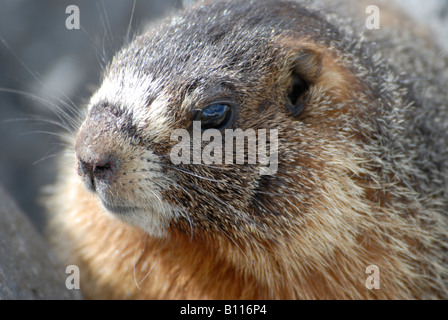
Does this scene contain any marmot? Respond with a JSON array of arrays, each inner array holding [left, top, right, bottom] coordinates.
[[46, 0, 448, 299]]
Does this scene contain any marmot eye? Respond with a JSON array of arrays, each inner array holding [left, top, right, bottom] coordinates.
[[195, 103, 233, 131]]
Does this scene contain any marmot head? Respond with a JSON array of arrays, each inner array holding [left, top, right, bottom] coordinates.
[[74, 0, 369, 239]]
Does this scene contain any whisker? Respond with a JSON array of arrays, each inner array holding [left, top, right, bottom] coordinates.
[[0, 87, 80, 132], [32, 150, 68, 166], [161, 163, 229, 183], [80, 25, 108, 68], [0, 71, 82, 121], [18, 130, 69, 140], [170, 183, 196, 240], [0, 34, 81, 117], [126, 0, 137, 45], [145, 156, 303, 198], [174, 177, 252, 263], [100, 0, 114, 43], [133, 233, 148, 290], [3, 115, 76, 134]]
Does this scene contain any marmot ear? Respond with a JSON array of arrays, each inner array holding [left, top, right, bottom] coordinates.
[[286, 48, 322, 118]]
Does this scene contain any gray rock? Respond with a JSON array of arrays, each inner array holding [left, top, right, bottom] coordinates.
[[0, 184, 82, 300]]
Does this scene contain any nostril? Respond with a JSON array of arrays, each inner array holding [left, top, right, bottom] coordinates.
[[94, 162, 112, 173], [77, 155, 120, 192], [78, 159, 93, 178], [77, 159, 95, 191], [92, 159, 119, 180]]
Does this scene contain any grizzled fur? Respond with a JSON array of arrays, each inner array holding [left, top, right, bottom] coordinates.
[[47, 0, 448, 299]]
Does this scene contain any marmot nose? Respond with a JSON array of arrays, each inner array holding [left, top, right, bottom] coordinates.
[[75, 103, 123, 192], [76, 151, 120, 192]]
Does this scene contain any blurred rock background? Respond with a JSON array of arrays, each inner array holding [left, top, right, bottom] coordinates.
[[0, 0, 447, 235]]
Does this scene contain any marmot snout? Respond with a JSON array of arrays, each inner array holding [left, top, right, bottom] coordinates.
[[47, 0, 448, 299], [75, 104, 122, 193]]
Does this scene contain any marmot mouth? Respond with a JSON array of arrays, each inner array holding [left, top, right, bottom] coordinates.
[[100, 200, 140, 215]]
